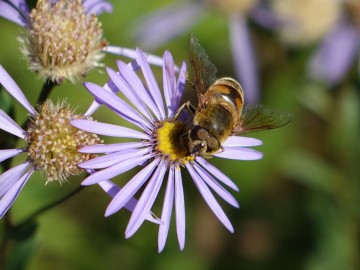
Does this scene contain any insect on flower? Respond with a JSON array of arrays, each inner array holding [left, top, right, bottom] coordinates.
[[178, 34, 292, 158], [70, 44, 290, 252]]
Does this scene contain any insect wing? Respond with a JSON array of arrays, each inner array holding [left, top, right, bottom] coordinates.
[[189, 33, 218, 99], [173, 101, 196, 127], [234, 104, 292, 134]]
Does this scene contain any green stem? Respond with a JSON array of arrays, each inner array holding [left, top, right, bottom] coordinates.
[[0, 213, 12, 267], [0, 185, 85, 268], [36, 80, 57, 106], [15, 185, 85, 229], [21, 80, 57, 131]]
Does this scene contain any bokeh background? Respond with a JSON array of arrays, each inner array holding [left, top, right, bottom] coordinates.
[[0, 0, 359, 269]]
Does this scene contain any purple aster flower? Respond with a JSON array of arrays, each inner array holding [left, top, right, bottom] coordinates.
[[131, 0, 265, 103], [0, 65, 159, 224], [0, 0, 163, 83], [71, 48, 263, 252]]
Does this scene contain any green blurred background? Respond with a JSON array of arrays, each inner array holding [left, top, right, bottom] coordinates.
[[0, 1, 359, 269]]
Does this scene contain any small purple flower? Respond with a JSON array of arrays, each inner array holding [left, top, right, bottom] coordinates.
[[0, 65, 159, 224], [0, 0, 164, 82], [72, 48, 263, 252], [131, 0, 264, 103]]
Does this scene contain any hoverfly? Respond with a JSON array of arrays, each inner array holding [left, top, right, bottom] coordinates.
[[177, 34, 292, 158]]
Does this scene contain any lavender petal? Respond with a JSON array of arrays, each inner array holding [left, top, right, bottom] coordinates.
[[214, 147, 263, 160], [174, 62, 187, 116], [0, 166, 33, 218], [163, 50, 177, 117], [80, 142, 145, 154], [105, 158, 160, 216], [83, 82, 151, 129], [0, 161, 31, 198], [0, 0, 29, 27], [84, 58, 145, 117], [116, 60, 161, 120], [0, 148, 25, 163], [0, 109, 26, 139], [81, 153, 154, 185], [98, 179, 161, 224], [71, 120, 149, 140], [174, 166, 185, 250], [228, 13, 259, 104], [193, 164, 239, 208], [186, 164, 234, 233], [0, 65, 36, 116], [196, 158, 239, 191], [79, 148, 149, 169], [222, 136, 263, 147], [97, 179, 120, 198], [137, 48, 165, 119], [82, 0, 113, 15], [158, 166, 175, 252], [125, 160, 167, 238], [132, 2, 205, 49], [250, 4, 282, 30], [103, 46, 165, 68], [106, 67, 154, 122], [308, 21, 360, 85]]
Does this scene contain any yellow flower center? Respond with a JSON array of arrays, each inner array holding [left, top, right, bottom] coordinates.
[[20, 0, 107, 83], [26, 100, 102, 183], [155, 121, 194, 164]]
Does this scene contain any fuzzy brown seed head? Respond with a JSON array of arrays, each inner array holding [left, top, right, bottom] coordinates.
[[26, 100, 102, 183], [20, 0, 107, 83]]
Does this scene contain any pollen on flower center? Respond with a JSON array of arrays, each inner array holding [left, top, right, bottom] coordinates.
[[20, 0, 107, 83], [155, 121, 194, 163], [26, 100, 102, 183]]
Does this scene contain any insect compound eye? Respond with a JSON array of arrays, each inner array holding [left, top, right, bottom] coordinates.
[[206, 136, 219, 151], [196, 128, 209, 140]]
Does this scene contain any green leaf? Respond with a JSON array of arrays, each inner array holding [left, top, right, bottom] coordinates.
[[7, 220, 38, 242], [279, 149, 344, 195], [298, 82, 333, 121], [328, 85, 360, 159], [5, 237, 38, 270]]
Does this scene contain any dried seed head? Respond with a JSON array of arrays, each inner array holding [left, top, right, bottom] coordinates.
[[26, 100, 102, 183], [20, 0, 107, 83]]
